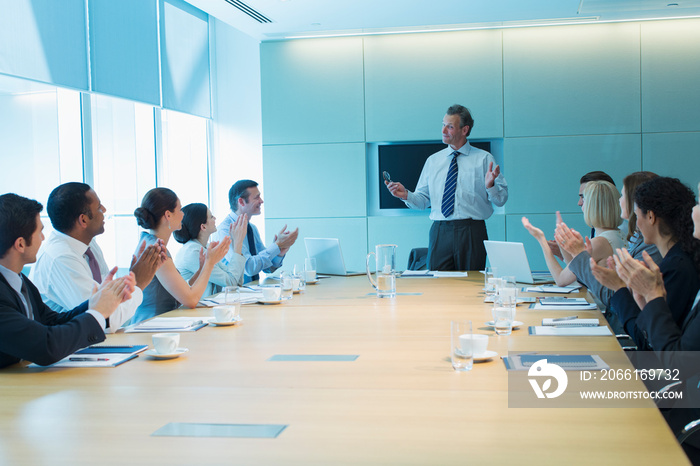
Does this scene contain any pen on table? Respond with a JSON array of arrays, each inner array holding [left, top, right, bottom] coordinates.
[[69, 357, 109, 362], [552, 316, 578, 321]]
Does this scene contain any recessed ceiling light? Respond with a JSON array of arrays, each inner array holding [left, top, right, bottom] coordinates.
[[311, 22, 321, 26]]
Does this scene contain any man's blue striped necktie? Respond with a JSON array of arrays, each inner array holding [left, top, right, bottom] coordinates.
[[441, 151, 460, 217]]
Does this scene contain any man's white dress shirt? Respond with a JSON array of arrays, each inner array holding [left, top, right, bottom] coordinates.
[[405, 142, 508, 220], [29, 231, 142, 332]]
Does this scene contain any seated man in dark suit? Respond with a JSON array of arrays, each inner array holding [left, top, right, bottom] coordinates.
[[0, 193, 134, 368]]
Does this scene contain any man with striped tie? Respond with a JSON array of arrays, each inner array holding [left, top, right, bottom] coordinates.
[[386, 104, 508, 271]]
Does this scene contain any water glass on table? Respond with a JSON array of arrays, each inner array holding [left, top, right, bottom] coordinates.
[[293, 264, 306, 292], [484, 266, 498, 294], [493, 285, 517, 335], [450, 320, 473, 371], [280, 271, 294, 300], [304, 257, 317, 283]]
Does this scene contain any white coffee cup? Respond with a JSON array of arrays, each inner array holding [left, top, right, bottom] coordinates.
[[460, 334, 488, 357], [304, 269, 316, 282], [213, 305, 234, 322], [152, 333, 180, 354], [261, 285, 281, 301]]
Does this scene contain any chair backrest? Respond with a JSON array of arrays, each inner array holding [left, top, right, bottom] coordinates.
[[407, 247, 428, 271]]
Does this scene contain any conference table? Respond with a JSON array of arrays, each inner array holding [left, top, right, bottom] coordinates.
[[0, 274, 690, 465]]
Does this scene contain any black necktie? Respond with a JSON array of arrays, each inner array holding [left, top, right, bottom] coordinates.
[[246, 224, 259, 282]]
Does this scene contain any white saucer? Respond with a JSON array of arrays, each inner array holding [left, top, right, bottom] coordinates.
[[209, 317, 242, 326], [306, 279, 319, 285], [258, 299, 282, 304], [144, 348, 189, 359], [485, 321, 524, 329], [293, 289, 301, 294], [473, 350, 498, 362]]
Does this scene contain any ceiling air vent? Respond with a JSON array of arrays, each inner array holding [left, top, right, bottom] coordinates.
[[224, 0, 273, 23]]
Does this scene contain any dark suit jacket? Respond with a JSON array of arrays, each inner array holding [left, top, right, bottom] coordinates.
[[610, 243, 700, 349], [637, 295, 700, 448], [0, 272, 105, 368]]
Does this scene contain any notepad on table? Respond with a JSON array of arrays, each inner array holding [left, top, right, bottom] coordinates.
[[523, 285, 582, 293], [30, 352, 139, 368], [125, 317, 208, 333], [528, 326, 612, 336], [503, 354, 609, 371], [541, 318, 599, 327], [400, 270, 433, 277], [74, 344, 148, 354], [530, 301, 598, 311]]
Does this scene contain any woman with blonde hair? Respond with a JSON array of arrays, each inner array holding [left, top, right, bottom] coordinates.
[[522, 180, 626, 286], [558, 172, 661, 308]]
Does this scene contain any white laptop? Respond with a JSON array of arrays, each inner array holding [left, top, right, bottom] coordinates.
[[304, 238, 364, 276], [483, 240, 553, 284]]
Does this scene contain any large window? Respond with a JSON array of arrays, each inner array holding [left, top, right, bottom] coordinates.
[[89, 94, 157, 268], [0, 74, 83, 247], [0, 74, 212, 270]]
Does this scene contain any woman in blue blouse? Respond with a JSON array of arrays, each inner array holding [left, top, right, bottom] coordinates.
[[173, 203, 247, 296]]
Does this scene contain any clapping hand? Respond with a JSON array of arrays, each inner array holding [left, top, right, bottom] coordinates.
[[274, 224, 299, 255], [613, 249, 666, 308], [230, 213, 248, 255]]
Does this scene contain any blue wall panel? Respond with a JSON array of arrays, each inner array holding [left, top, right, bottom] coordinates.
[[261, 38, 365, 145], [641, 20, 700, 133], [364, 31, 504, 142], [263, 143, 366, 219], [503, 23, 641, 137], [642, 132, 700, 194], [504, 135, 639, 215]]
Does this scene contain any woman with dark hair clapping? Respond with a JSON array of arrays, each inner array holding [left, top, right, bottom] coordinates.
[[173, 203, 247, 296], [590, 177, 700, 349]]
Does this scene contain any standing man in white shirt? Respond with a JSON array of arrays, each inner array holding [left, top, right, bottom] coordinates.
[[213, 180, 298, 283], [30, 182, 165, 331], [386, 104, 508, 271]]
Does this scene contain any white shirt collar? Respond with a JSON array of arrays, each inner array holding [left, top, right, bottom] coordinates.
[[51, 230, 91, 256]]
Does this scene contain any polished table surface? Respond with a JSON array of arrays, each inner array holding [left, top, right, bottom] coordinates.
[[0, 274, 690, 465]]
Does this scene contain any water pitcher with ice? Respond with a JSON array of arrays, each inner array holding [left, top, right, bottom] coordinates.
[[366, 244, 397, 298]]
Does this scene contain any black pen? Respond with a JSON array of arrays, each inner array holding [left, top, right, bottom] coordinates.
[[69, 357, 109, 361]]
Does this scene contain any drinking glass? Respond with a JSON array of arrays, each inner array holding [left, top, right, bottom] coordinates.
[[304, 257, 317, 283], [223, 286, 240, 320], [450, 320, 473, 371], [293, 264, 306, 292], [280, 271, 293, 300]]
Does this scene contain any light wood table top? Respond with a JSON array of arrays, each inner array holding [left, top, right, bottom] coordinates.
[[0, 274, 689, 465]]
